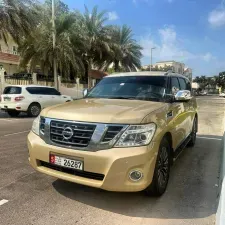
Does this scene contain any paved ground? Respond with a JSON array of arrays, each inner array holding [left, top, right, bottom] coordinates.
[[0, 96, 224, 225]]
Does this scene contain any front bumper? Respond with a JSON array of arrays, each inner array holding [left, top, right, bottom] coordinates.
[[0, 102, 28, 111], [27, 132, 159, 192]]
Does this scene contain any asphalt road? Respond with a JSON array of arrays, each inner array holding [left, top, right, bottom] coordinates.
[[0, 96, 224, 225]]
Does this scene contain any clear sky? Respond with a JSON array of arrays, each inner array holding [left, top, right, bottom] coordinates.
[[58, 0, 225, 76]]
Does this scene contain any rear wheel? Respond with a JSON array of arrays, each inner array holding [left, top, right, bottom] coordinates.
[[7, 110, 20, 117], [27, 103, 41, 117], [145, 137, 171, 197]]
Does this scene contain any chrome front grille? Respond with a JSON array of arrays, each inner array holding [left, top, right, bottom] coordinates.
[[40, 118, 128, 151], [50, 120, 96, 148]]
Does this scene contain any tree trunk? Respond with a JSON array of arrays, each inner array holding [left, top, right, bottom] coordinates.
[[84, 61, 90, 88], [114, 60, 119, 72]]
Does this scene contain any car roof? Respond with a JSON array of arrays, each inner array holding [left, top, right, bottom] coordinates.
[[5, 85, 55, 88], [106, 71, 188, 79]]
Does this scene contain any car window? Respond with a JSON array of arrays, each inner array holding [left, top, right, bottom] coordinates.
[[178, 78, 187, 90], [26, 87, 44, 94], [3, 86, 22, 94], [26, 87, 60, 95], [185, 79, 192, 91], [171, 77, 180, 94], [46, 88, 61, 95]]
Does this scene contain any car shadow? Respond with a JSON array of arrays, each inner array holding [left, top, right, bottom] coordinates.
[[0, 111, 30, 118], [52, 134, 222, 220]]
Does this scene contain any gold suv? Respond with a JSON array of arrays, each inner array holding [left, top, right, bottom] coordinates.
[[28, 72, 198, 196]]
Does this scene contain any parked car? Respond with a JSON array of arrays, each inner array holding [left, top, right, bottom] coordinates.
[[28, 72, 198, 196], [199, 91, 207, 96], [219, 92, 225, 97], [0, 85, 72, 117]]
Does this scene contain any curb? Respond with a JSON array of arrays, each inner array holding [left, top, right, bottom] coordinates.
[[216, 118, 225, 225]]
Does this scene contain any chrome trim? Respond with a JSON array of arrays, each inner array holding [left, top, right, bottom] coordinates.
[[129, 170, 143, 182], [40, 117, 128, 151]]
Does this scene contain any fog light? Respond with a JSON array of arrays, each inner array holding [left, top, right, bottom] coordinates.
[[129, 170, 143, 181]]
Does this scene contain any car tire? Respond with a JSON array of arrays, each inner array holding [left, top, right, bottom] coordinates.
[[7, 110, 20, 117], [145, 137, 171, 197], [27, 103, 41, 117], [187, 117, 197, 147]]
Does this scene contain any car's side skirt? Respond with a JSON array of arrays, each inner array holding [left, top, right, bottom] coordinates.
[[173, 133, 192, 161]]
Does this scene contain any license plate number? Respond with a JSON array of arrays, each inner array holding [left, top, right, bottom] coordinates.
[[50, 154, 83, 170], [4, 97, 11, 101]]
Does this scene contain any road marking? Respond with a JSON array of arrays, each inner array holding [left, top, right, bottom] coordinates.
[[3, 130, 30, 137], [0, 199, 8, 206], [0, 119, 15, 122], [0, 172, 36, 191], [197, 136, 222, 141]]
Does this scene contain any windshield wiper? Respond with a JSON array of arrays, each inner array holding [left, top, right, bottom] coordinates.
[[108, 97, 137, 100]]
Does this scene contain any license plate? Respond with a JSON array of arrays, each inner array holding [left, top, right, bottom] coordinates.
[[4, 97, 11, 101], [50, 154, 83, 170]]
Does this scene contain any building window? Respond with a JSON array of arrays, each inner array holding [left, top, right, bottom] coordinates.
[[12, 46, 18, 54]]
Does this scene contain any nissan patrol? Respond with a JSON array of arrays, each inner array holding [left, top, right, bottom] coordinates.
[[27, 72, 198, 196]]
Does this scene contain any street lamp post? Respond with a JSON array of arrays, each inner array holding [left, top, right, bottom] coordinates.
[[52, 0, 58, 90], [150, 47, 156, 72]]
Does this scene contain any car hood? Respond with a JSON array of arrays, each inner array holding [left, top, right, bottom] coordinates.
[[41, 98, 166, 124]]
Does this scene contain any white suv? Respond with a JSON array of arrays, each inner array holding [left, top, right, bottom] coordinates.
[[0, 85, 72, 117]]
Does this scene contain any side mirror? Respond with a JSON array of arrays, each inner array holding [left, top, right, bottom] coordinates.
[[83, 88, 89, 97], [174, 90, 192, 102]]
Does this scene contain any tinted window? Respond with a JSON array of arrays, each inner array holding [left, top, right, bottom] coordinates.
[[3, 86, 22, 94], [46, 88, 61, 95], [88, 76, 168, 102], [26, 87, 60, 95], [185, 80, 192, 91], [178, 78, 187, 90], [171, 77, 180, 94]]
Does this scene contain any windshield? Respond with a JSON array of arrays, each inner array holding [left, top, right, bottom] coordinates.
[[87, 76, 168, 102]]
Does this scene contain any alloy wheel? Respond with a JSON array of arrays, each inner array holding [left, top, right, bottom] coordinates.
[[157, 146, 169, 189]]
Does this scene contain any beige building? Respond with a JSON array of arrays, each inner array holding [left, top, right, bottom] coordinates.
[[141, 61, 192, 81], [154, 60, 185, 74], [0, 35, 19, 75], [183, 67, 192, 81]]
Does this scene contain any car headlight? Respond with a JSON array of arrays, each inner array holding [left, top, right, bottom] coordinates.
[[32, 115, 40, 136], [115, 123, 156, 147]]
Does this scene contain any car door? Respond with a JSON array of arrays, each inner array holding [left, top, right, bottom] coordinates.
[[178, 77, 193, 136], [26, 87, 52, 108], [166, 76, 187, 149]]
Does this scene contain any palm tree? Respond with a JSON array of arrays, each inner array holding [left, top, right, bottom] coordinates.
[[78, 6, 112, 81], [19, 10, 84, 77], [0, 0, 38, 44], [96, 25, 142, 72]]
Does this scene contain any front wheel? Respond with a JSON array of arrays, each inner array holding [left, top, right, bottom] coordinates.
[[7, 110, 20, 117], [145, 137, 171, 197]]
